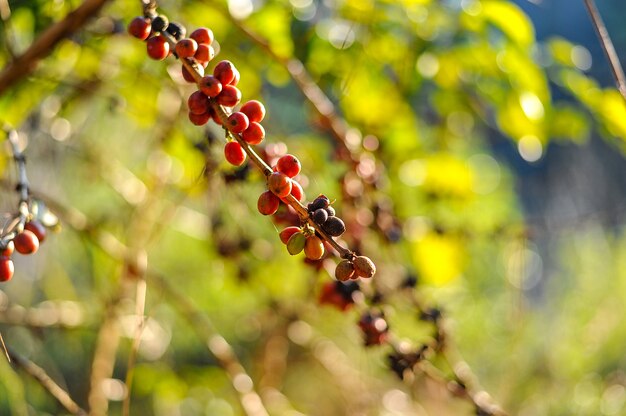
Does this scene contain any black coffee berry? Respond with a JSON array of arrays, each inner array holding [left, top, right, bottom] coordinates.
[[325, 206, 335, 217], [308, 195, 330, 212], [313, 208, 328, 225], [166, 21, 186, 41], [322, 216, 345, 237], [151, 15, 169, 32]]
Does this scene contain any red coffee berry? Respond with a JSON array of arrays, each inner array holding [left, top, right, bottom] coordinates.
[[175, 38, 198, 58], [25, 220, 46, 243], [190, 27, 214, 45], [304, 235, 324, 260], [187, 90, 209, 115], [211, 110, 223, 125], [188, 111, 211, 126], [216, 85, 241, 107], [128, 17, 151, 40], [213, 60, 236, 85], [257, 191, 280, 216], [241, 122, 265, 145], [194, 44, 214, 65], [268, 172, 292, 198], [231, 68, 240, 86], [182, 64, 203, 83], [279, 226, 301, 244], [290, 180, 304, 201], [199, 75, 222, 98], [0, 256, 14, 282], [240, 100, 266, 123], [276, 154, 301, 178], [227, 112, 249, 134], [224, 141, 246, 166], [146, 35, 170, 60], [14, 230, 39, 255], [1, 241, 14, 257]]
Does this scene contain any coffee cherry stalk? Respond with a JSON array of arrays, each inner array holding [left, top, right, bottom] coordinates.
[[0, 128, 57, 282], [128, 11, 376, 279]]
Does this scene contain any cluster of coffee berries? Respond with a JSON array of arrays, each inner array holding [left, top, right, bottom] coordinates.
[[358, 311, 389, 346], [318, 280, 360, 311], [307, 195, 345, 237], [334, 255, 376, 281], [278, 225, 324, 261], [0, 220, 47, 282], [128, 14, 189, 60], [257, 154, 304, 215]]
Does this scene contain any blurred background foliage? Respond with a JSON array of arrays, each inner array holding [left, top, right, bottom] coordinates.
[[1, 0, 626, 415]]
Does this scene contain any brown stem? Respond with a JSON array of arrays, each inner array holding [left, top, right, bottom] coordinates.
[[0, 0, 111, 95], [1, 128, 30, 245], [583, 0, 626, 101], [8, 348, 87, 415]]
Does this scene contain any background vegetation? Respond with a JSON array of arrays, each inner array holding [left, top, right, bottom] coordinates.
[[1, 0, 626, 415]]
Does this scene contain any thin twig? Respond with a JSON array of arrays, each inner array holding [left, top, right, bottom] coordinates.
[[583, 0, 626, 101], [7, 348, 87, 415], [121, 279, 147, 416], [1, 127, 30, 246], [0, 0, 111, 94]]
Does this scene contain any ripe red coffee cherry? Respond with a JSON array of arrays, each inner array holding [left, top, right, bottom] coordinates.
[[227, 112, 249, 134], [304, 235, 324, 260], [242, 122, 265, 145], [14, 230, 39, 255], [240, 100, 266, 123], [199, 75, 222, 98], [276, 154, 301, 178], [0, 256, 14, 282], [290, 180, 304, 201], [128, 17, 151, 40], [25, 220, 46, 243], [146, 35, 170, 60], [279, 226, 301, 244], [188, 111, 210, 126], [1, 241, 14, 257], [268, 172, 292, 198], [224, 141, 246, 166], [257, 191, 280, 216], [213, 60, 237, 85], [190, 27, 214, 45], [188, 90, 209, 115], [175, 38, 198, 58], [194, 44, 214, 65], [216, 85, 241, 107], [231, 68, 240, 86]]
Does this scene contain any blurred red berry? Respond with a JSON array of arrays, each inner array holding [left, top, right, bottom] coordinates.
[[257, 191, 280, 216]]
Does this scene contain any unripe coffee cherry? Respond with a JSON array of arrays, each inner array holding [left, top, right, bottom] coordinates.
[[312, 208, 328, 225], [227, 112, 249, 134], [151, 15, 169, 32], [128, 17, 151, 40], [268, 172, 292, 198], [25, 220, 46, 243], [0, 256, 14, 282], [175, 38, 198, 58], [335, 260, 355, 281], [322, 216, 345, 237], [190, 27, 214, 45], [276, 154, 301, 178], [353, 256, 376, 278], [304, 235, 324, 260], [147, 35, 170, 60], [279, 226, 301, 244], [287, 232, 306, 255], [14, 230, 39, 255], [240, 100, 266, 123], [224, 141, 246, 166], [258, 191, 280, 216], [199, 75, 222, 97], [242, 122, 265, 145]]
